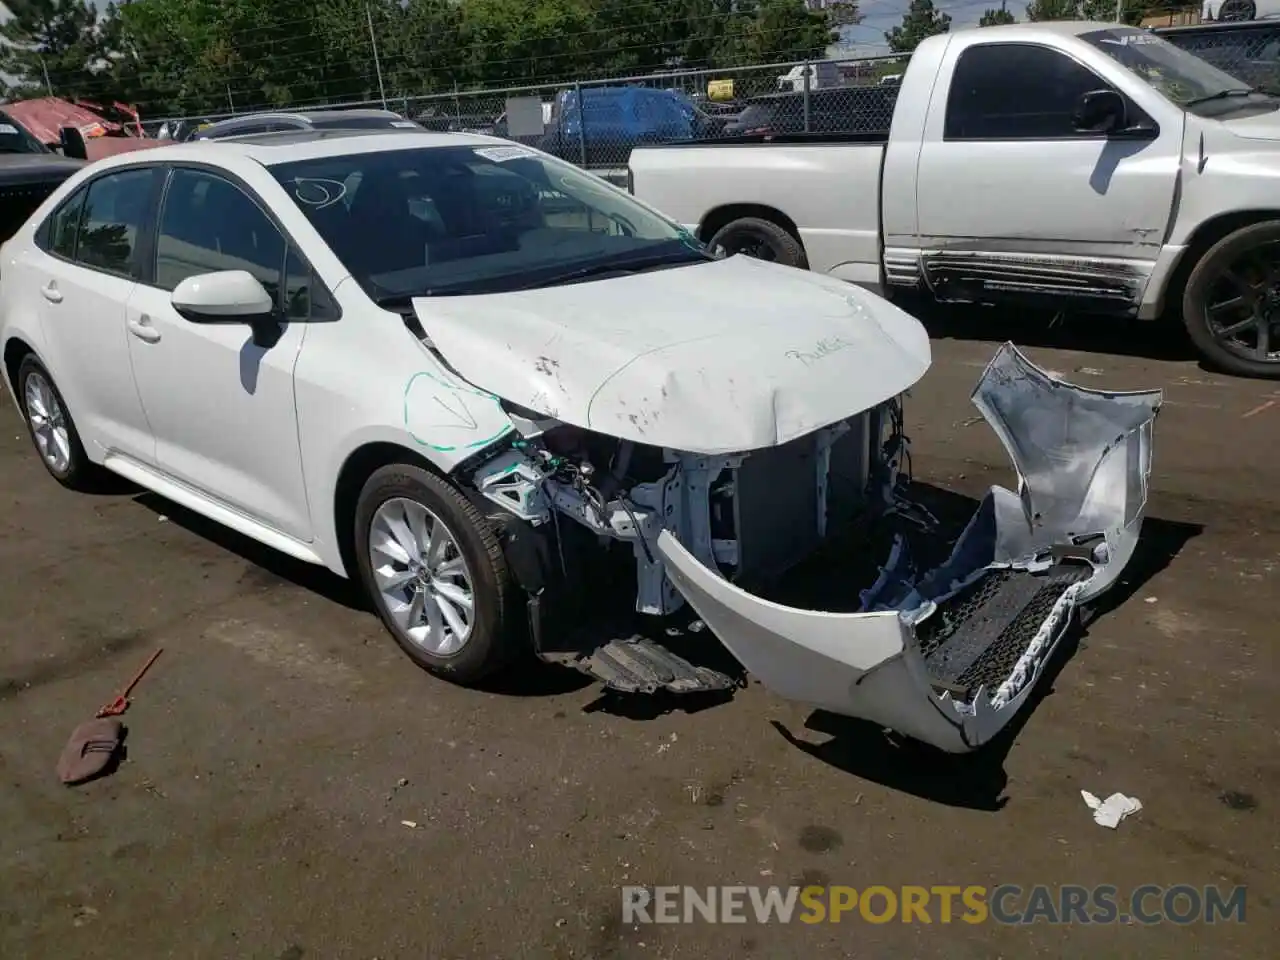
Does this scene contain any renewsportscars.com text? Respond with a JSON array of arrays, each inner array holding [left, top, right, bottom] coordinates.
[[621, 884, 1248, 925]]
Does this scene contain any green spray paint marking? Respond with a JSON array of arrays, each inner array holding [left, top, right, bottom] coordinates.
[[403, 370, 512, 453]]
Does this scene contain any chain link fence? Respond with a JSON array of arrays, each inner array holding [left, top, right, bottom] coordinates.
[[153, 17, 1280, 173], [1155, 18, 1280, 94], [402, 54, 908, 171], [157, 52, 909, 175]]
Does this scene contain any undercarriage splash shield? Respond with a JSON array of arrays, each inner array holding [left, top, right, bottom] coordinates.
[[656, 343, 1162, 753]]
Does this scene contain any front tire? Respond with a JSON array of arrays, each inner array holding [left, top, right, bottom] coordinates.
[[1182, 221, 1280, 379], [16, 355, 101, 490], [354, 463, 520, 684], [707, 216, 808, 269]]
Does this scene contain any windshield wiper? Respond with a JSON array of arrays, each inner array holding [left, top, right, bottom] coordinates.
[[515, 249, 713, 291], [1185, 88, 1264, 107], [371, 248, 713, 304]]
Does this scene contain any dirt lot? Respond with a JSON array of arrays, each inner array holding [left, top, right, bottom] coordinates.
[[1, 313, 1276, 958]]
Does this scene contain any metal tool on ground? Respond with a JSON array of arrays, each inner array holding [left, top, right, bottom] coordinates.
[[56, 648, 163, 786], [96, 647, 164, 718]]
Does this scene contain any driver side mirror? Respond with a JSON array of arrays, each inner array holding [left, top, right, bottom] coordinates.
[[1072, 89, 1127, 134], [58, 126, 88, 160], [171, 270, 282, 348]]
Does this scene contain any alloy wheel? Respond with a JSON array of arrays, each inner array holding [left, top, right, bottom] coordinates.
[[1203, 242, 1280, 364], [368, 497, 476, 656], [24, 371, 72, 473]]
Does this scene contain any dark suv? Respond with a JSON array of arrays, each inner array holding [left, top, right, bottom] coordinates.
[[0, 110, 86, 240], [721, 86, 900, 138]]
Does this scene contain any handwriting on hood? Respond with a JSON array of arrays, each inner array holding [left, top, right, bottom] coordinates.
[[785, 336, 855, 367]]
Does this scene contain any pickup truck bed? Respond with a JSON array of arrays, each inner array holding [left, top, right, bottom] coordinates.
[[631, 134, 890, 291]]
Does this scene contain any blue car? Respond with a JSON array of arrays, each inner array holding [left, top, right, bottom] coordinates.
[[541, 86, 708, 167]]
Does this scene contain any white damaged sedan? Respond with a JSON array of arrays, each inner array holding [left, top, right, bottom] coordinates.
[[0, 130, 1161, 752]]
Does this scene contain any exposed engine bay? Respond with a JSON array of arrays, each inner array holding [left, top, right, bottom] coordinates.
[[460, 343, 1161, 753]]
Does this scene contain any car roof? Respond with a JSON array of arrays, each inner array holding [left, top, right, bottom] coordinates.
[[80, 128, 509, 172]]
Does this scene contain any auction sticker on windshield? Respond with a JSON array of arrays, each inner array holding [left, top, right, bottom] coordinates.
[[474, 145, 537, 162]]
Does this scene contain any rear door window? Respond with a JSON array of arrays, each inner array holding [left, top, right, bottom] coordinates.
[[74, 168, 157, 277], [37, 186, 89, 259]]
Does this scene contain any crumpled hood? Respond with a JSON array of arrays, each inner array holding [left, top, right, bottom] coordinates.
[[413, 255, 931, 454]]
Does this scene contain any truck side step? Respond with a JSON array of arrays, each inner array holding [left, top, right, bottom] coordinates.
[[539, 636, 737, 695]]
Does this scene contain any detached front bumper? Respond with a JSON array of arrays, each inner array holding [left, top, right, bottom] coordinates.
[[657, 343, 1162, 753]]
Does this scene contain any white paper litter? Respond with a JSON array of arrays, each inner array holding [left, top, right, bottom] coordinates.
[[1081, 790, 1142, 829]]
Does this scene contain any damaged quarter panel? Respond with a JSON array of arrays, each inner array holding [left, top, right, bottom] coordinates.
[[657, 344, 1162, 753], [412, 255, 932, 455]]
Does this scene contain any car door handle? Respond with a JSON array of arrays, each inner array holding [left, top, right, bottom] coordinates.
[[41, 283, 62, 304], [127, 316, 161, 343]]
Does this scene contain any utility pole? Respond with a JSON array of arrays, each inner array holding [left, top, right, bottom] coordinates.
[[40, 57, 53, 96], [1116, 0, 1125, 22], [366, 4, 388, 109]]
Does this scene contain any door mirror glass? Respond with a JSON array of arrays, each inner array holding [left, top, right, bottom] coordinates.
[[58, 126, 88, 160], [1072, 89, 1126, 134], [170, 270, 274, 322]]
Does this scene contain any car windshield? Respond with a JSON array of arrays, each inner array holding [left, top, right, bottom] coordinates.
[[269, 143, 703, 299], [0, 112, 51, 154], [1081, 27, 1278, 115]]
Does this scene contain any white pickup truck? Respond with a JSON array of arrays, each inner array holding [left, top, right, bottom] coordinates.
[[629, 21, 1280, 378]]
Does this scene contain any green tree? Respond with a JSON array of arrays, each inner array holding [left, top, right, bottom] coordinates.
[[9, 0, 856, 119], [1079, 0, 1185, 22], [979, 2, 1017, 25], [457, 0, 597, 87], [379, 0, 468, 100], [1024, 0, 1079, 20], [885, 0, 951, 54], [827, 1, 863, 27], [725, 0, 836, 65], [0, 0, 104, 100]]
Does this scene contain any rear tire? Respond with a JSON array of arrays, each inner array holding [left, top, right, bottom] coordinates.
[[1182, 220, 1280, 379], [354, 463, 521, 684], [16, 355, 103, 491], [707, 216, 808, 269]]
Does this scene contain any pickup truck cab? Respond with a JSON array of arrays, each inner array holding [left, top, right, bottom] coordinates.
[[0, 111, 86, 241], [628, 21, 1280, 378]]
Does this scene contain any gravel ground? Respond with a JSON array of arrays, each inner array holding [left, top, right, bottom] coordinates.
[[1, 313, 1276, 958]]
